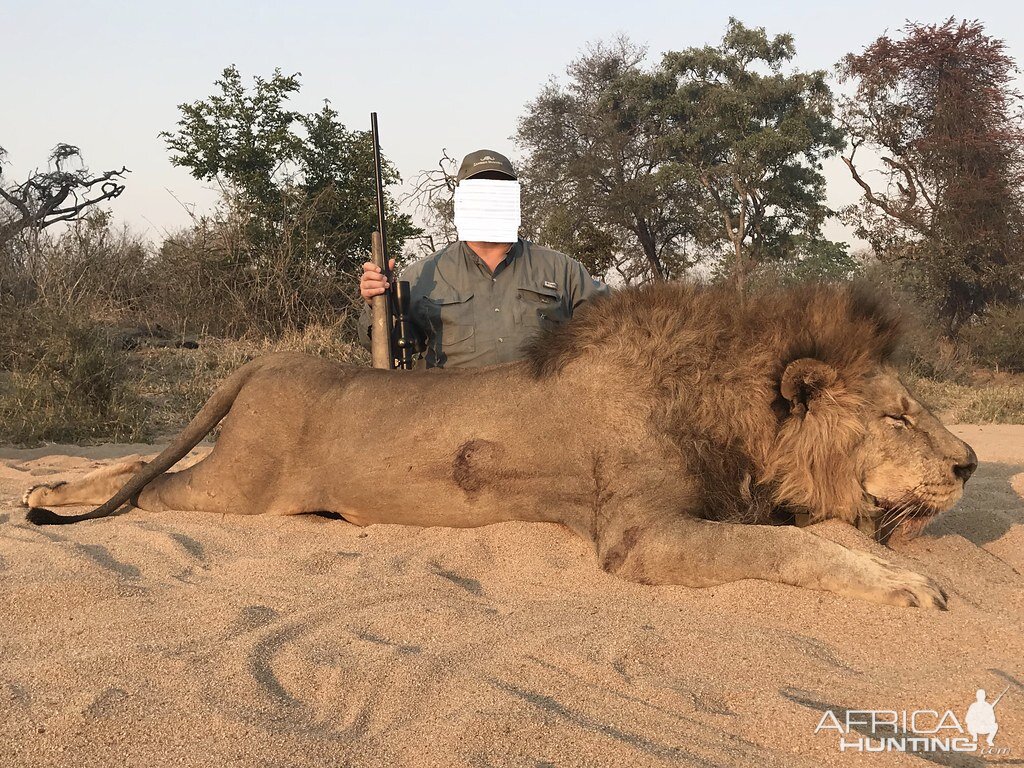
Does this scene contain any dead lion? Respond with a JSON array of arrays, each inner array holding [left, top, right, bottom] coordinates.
[[24, 282, 977, 609]]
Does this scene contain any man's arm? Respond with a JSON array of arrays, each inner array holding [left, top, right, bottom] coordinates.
[[565, 259, 611, 310]]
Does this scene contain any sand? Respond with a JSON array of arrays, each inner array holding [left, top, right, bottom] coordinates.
[[0, 425, 1021, 767]]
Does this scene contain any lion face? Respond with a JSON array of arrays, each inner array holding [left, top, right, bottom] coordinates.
[[775, 359, 976, 542], [855, 367, 977, 541]]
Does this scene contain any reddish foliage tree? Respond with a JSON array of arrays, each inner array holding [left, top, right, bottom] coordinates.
[[838, 18, 1024, 332]]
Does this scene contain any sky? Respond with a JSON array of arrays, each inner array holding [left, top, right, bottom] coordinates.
[[3, 0, 1023, 247]]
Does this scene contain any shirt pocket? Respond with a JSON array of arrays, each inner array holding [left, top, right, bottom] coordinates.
[[516, 281, 567, 329], [421, 290, 476, 364]]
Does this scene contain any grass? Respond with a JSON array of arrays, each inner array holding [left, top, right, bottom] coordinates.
[[904, 372, 1024, 424], [128, 324, 369, 440], [2, 321, 1021, 446], [0, 323, 367, 446], [0, 317, 149, 445]]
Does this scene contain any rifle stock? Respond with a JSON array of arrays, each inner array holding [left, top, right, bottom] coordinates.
[[369, 231, 391, 369]]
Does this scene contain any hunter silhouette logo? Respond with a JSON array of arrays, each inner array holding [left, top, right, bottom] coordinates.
[[966, 687, 1007, 747], [814, 686, 1012, 755]]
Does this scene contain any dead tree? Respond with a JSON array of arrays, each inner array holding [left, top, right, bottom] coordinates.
[[0, 144, 128, 246], [401, 149, 458, 256]]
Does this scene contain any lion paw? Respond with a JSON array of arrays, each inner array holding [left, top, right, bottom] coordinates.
[[22, 482, 65, 508], [852, 553, 948, 610]]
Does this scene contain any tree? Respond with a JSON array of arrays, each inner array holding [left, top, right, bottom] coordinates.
[[515, 26, 846, 289], [295, 101, 420, 268], [516, 38, 705, 283], [403, 149, 459, 256], [0, 144, 128, 247], [662, 18, 846, 295], [758, 237, 861, 284], [161, 65, 417, 273], [838, 18, 1024, 332]]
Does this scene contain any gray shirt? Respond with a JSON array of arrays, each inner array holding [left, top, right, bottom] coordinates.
[[359, 239, 609, 368]]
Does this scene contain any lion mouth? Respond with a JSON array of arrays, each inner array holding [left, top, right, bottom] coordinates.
[[862, 493, 945, 544]]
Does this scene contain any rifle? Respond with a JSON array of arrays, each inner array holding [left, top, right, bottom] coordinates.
[[370, 112, 414, 370], [992, 686, 1009, 708]]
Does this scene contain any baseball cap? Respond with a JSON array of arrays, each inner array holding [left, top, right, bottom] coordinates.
[[456, 149, 517, 182]]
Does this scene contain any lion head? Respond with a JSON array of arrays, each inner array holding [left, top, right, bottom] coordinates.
[[855, 366, 976, 540], [772, 358, 977, 543], [524, 279, 978, 544]]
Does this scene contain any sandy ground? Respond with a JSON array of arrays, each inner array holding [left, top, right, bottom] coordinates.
[[0, 426, 1021, 767]]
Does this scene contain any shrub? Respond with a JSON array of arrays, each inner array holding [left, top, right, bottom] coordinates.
[[958, 303, 1024, 373], [0, 309, 148, 445], [146, 200, 363, 338], [886, 302, 974, 384]]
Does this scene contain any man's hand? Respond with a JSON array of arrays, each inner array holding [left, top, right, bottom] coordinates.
[[360, 258, 395, 303]]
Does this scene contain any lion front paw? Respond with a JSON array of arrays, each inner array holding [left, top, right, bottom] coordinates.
[[22, 482, 65, 509], [850, 553, 948, 610]]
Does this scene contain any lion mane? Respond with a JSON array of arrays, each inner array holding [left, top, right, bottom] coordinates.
[[524, 281, 903, 526]]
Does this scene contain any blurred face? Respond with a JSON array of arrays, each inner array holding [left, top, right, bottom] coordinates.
[[454, 175, 520, 245]]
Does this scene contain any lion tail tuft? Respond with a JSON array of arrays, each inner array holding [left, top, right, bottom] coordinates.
[[26, 506, 93, 525]]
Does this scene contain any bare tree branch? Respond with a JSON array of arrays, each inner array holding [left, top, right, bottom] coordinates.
[[400, 148, 458, 253], [0, 144, 129, 246]]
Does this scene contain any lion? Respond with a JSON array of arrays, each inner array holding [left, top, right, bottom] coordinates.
[[24, 282, 977, 609]]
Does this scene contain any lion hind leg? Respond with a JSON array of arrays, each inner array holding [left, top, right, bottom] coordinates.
[[24, 457, 236, 517], [132, 456, 263, 515], [23, 459, 148, 509]]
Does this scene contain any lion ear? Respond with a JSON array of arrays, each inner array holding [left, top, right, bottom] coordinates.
[[781, 358, 840, 414]]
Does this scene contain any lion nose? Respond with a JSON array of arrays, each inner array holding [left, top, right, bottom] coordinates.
[[953, 443, 978, 483]]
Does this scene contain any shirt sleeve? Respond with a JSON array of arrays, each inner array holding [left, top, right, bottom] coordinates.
[[566, 259, 611, 310]]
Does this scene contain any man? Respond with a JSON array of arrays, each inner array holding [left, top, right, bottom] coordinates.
[[358, 149, 608, 368]]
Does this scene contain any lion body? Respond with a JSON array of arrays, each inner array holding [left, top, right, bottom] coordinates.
[[25, 283, 978, 609], [140, 353, 662, 534]]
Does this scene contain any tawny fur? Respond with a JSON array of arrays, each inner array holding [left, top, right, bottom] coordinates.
[[24, 281, 976, 610]]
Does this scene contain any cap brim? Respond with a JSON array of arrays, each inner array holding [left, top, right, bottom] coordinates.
[[460, 166, 517, 182]]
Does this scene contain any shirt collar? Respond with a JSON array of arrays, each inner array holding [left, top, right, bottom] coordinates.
[[459, 239, 523, 269]]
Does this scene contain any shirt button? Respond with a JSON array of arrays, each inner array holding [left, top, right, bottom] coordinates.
[[498, 338, 503, 343], [494, 307, 500, 312]]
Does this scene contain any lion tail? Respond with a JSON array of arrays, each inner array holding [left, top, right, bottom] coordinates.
[[26, 358, 265, 525]]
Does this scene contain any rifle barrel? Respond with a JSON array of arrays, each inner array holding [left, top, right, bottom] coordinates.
[[370, 112, 390, 280], [992, 685, 1010, 707]]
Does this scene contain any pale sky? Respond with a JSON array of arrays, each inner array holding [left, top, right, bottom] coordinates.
[[4, 0, 1022, 248]]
